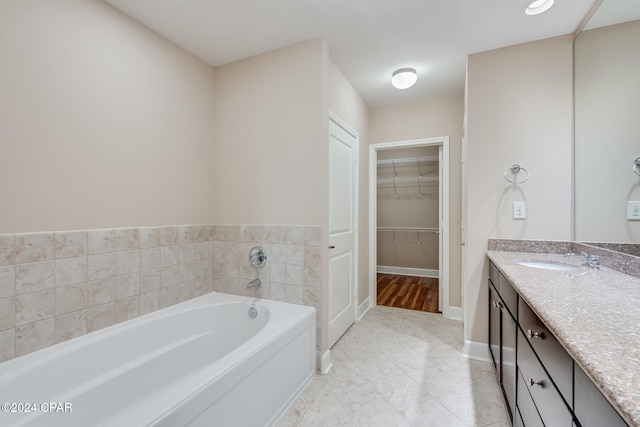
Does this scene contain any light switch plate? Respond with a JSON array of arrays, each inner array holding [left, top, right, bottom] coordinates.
[[627, 201, 640, 220], [513, 202, 526, 219]]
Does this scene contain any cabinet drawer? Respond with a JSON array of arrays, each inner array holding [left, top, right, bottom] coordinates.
[[518, 298, 573, 403], [517, 331, 573, 426], [574, 364, 628, 427], [516, 369, 544, 427]]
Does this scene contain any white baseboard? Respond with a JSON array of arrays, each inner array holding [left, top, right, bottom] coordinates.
[[377, 265, 438, 278], [463, 340, 491, 362], [444, 305, 463, 321], [318, 349, 332, 375], [357, 297, 372, 320]]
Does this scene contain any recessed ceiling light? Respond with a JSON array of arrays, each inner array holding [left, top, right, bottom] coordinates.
[[525, 0, 554, 15], [391, 68, 417, 89]]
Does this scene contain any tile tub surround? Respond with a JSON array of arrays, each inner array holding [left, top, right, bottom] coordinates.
[[488, 238, 640, 278], [0, 224, 323, 363], [487, 250, 640, 426]]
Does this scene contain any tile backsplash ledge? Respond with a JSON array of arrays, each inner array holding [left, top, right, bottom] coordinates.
[[0, 224, 323, 363]]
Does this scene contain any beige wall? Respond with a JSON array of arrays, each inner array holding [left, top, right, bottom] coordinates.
[[212, 38, 327, 226], [328, 62, 370, 308], [0, 0, 217, 233], [369, 96, 464, 307], [575, 20, 640, 243], [465, 35, 574, 346]]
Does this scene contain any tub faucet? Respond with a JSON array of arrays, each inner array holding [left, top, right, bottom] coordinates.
[[247, 278, 262, 288]]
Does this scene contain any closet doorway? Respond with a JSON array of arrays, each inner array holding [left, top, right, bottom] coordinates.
[[368, 137, 451, 317]]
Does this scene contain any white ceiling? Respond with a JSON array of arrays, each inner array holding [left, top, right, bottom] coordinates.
[[104, 0, 599, 108]]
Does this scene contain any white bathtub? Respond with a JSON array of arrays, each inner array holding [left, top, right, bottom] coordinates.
[[0, 292, 316, 427]]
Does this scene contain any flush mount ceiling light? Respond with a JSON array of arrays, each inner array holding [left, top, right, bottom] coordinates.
[[525, 0, 554, 15], [391, 68, 417, 89]]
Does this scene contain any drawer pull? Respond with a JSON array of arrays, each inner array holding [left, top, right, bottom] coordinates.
[[527, 329, 545, 340], [492, 300, 502, 309], [528, 377, 543, 387]]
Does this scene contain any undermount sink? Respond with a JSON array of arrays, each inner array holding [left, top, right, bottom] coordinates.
[[515, 259, 578, 271]]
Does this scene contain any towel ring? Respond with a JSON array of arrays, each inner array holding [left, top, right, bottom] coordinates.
[[634, 158, 640, 177], [504, 164, 529, 184]]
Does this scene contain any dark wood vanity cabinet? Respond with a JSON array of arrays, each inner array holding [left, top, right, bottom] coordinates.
[[488, 260, 629, 427]]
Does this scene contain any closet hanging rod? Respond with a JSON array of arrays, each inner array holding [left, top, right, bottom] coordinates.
[[377, 156, 439, 166], [377, 227, 439, 233], [377, 177, 439, 185]]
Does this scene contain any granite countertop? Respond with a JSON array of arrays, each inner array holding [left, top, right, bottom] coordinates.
[[487, 251, 640, 427]]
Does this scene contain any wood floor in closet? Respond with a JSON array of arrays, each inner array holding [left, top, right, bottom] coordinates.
[[376, 273, 440, 313]]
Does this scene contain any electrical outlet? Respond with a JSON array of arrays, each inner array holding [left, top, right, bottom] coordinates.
[[513, 202, 526, 219], [627, 201, 640, 220]]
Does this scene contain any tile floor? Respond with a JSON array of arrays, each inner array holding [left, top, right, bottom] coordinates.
[[277, 306, 510, 427]]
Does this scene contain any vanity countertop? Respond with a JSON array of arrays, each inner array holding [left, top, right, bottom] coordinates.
[[487, 251, 640, 427]]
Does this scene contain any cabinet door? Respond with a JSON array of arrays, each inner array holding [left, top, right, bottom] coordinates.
[[502, 310, 517, 421], [574, 364, 628, 427], [489, 284, 501, 376]]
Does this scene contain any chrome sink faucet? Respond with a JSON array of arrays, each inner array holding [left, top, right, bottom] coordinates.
[[565, 251, 600, 268]]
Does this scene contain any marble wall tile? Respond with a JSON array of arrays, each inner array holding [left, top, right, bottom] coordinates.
[[304, 226, 322, 247], [15, 233, 55, 264], [238, 225, 255, 243], [139, 291, 160, 315], [160, 226, 179, 246], [88, 229, 116, 255], [54, 257, 87, 287], [88, 253, 116, 281], [304, 265, 322, 288], [54, 310, 87, 344], [194, 243, 210, 261], [0, 266, 15, 299], [15, 318, 54, 356], [15, 289, 54, 326], [270, 244, 287, 264], [16, 261, 54, 294], [270, 263, 287, 283], [0, 297, 15, 331], [140, 269, 161, 293], [87, 278, 115, 307], [287, 225, 305, 245], [160, 285, 179, 308], [178, 225, 195, 244], [115, 250, 139, 275], [0, 234, 16, 266], [0, 329, 15, 362], [304, 246, 322, 267], [115, 273, 140, 299], [54, 231, 87, 259], [87, 302, 115, 333], [161, 246, 180, 267], [271, 282, 303, 305], [55, 284, 87, 316], [286, 265, 304, 285], [115, 296, 139, 322], [140, 248, 160, 271], [179, 244, 194, 264], [116, 228, 139, 251], [287, 245, 305, 266], [139, 227, 161, 249]]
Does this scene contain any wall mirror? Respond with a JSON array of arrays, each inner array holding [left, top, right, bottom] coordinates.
[[574, 0, 640, 254]]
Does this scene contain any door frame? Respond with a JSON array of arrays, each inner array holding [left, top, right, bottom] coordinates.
[[328, 111, 359, 348], [369, 137, 452, 318]]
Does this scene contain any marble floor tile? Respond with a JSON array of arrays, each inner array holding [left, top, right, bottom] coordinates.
[[277, 306, 509, 427]]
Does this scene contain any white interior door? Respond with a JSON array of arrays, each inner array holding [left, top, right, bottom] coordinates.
[[328, 118, 357, 348]]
